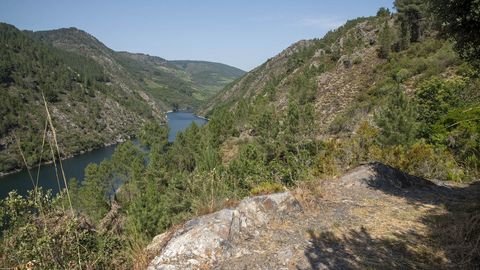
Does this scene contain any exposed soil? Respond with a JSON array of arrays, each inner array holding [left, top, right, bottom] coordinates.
[[216, 163, 480, 269]]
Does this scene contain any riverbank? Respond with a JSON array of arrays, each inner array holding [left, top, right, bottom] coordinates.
[[0, 112, 208, 199], [0, 134, 133, 179], [167, 110, 209, 121]]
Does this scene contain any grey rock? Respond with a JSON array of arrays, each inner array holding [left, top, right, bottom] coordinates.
[[147, 192, 301, 270]]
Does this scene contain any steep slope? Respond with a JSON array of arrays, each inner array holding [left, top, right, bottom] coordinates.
[[201, 15, 461, 133], [147, 163, 480, 269], [0, 23, 158, 173], [198, 13, 478, 183], [115, 53, 245, 110], [32, 27, 245, 111], [31, 27, 167, 115], [146, 12, 478, 269], [147, 13, 478, 268], [2, 6, 478, 268], [200, 17, 386, 129], [0, 24, 245, 174]]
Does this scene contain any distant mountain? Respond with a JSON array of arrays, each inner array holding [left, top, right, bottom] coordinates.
[[170, 60, 246, 93], [30, 27, 167, 115], [31, 27, 245, 110], [0, 23, 244, 173], [200, 17, 395, 129], [116, 54, 245, 110], [31, 27, 244, 110]]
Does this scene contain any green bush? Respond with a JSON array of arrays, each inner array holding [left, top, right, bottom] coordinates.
[[251, 182, 285, 195], [375, 88, 419, 146], [0, 190, 126, 269]]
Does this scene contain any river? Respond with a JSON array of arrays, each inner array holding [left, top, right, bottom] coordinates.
[[0, 112, 207, 199]]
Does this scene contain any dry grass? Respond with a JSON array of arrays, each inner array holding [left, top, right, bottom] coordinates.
[[126, 238, 151, 270], [250, 182, 285, 196], [293, 179, 325, 210], [123, 225, 183, 270], [194, 197, 240, 217], [219, 138, 241, 165], [438, 200, 480, 268]]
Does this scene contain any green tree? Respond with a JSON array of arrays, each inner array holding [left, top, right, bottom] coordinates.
[[378, 21, 393, 59], [415, 76, 464, 132], [377, 7, 391, 17], [285, 101, 300, 145], [254, 107, 279, 142], [77, 161, 114, 222], [138, 121, 169, 148], [125, 172, 189, 239], [395, 0, 426, 46], [428, 0, 480, 68], [111, 141, 145, 182], [375, 88, 419, 146]]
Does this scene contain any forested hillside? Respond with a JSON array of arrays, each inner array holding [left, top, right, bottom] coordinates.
[[1, 0, 479, 269], [32, 27, 244, 111], [202, 3, 479, 182], [116, 53, 245, 110], [0, 24, 243, 174], [0, 23, 154, 174]]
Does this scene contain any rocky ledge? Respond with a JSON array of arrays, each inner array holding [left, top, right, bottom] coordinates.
[[147, 163, 480, 269]]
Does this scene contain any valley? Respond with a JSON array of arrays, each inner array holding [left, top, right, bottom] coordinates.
[[0, 1, 479, 269], [0, 23, 244, 174], [0, 112, 207, 199]]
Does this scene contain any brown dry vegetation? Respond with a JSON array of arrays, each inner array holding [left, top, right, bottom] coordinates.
[[212, 163, 480, 269]]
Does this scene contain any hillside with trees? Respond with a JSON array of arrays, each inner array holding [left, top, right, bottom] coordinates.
[[115, 53, 245, 110], [0, 23, 155, 174], [32, 27, 245, 111], [1, 0, 479, 269], [0, 24, 244, 174]]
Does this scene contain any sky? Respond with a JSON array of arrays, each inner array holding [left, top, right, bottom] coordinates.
[[0, 0, 394, 71]]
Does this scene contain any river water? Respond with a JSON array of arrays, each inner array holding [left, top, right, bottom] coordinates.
[[0, 112, 207, 199]]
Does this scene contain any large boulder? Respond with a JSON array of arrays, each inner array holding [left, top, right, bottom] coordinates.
[[147, 192, 302, 270], [147, 163, 478, 269]]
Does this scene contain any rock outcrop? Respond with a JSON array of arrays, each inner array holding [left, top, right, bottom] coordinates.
[[147, 163, 480, 269], [147, 192, 302, 269]]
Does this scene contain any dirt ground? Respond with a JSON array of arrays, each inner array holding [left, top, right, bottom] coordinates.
[[213, 163, 480, 270]]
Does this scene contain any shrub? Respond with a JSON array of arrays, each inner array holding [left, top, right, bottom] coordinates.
[[395, 68, 411, 83], [375, 88, 419, 146], [375, 141, 465, 181], [250, 182, 285, 195], [0, 190, 126, 269]]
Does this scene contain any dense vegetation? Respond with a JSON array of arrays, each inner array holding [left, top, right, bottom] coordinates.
[[0, 24, 244, 174], [428, 0, 480, 68], [0, 23, 154, 174], [1, 1, 480, 269], [115, 53, 245, 111]]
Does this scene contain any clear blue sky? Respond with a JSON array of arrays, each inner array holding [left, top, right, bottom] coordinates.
[[0, 0, 393, 71]]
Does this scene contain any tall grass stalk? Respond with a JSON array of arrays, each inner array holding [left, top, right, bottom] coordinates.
[[42, 92, 83, 269]]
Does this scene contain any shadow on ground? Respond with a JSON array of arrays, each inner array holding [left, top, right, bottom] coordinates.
[[304, 227, 444, 269], [302, 163, 480, 270]]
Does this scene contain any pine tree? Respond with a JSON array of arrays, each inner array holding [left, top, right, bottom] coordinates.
[[428, 0, 480, 69], [394, 0, 426, 45], [378, 21, 393, 59], [377, 7, 391, 18], [375, 88, 419, 146], [77, 161, 114, 222]]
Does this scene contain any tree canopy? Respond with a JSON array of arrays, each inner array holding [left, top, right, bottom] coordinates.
[[428, 0, 480, 68]]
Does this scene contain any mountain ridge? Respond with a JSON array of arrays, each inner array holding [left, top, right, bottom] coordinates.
[[0, 22, 244, 173]]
